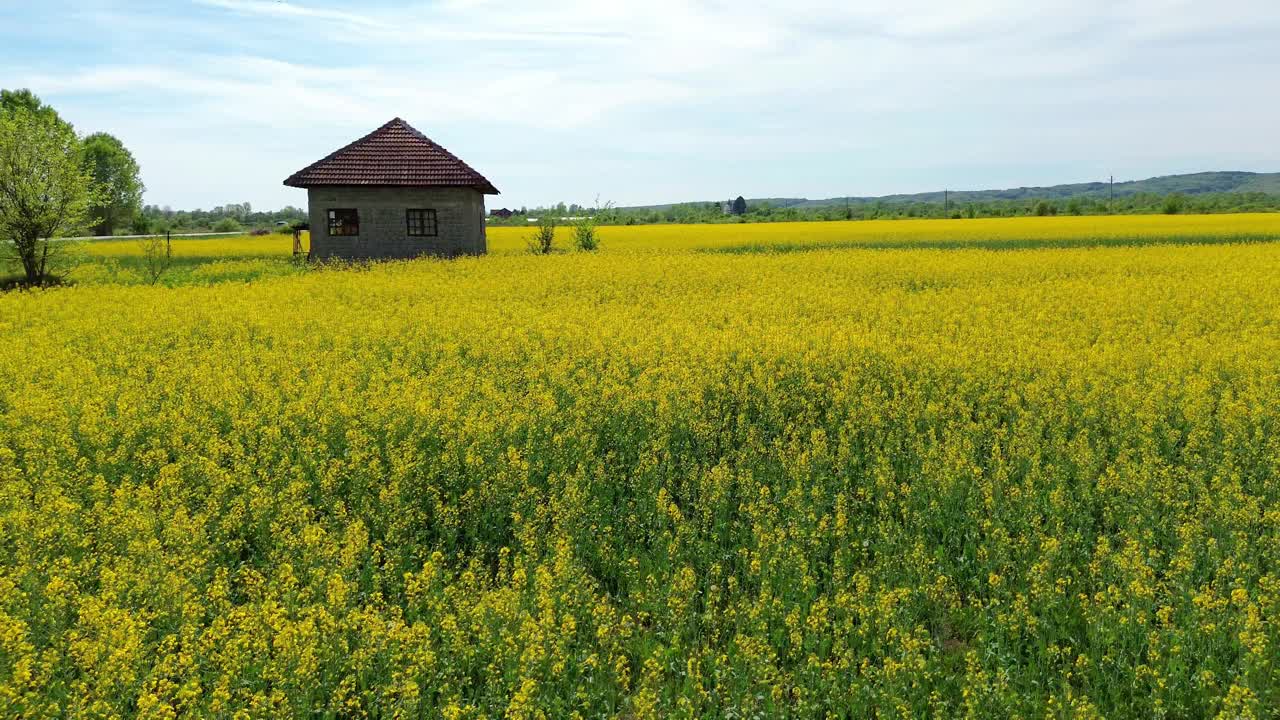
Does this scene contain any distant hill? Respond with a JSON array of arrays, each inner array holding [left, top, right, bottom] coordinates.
[[620, 171, 1280, 212]]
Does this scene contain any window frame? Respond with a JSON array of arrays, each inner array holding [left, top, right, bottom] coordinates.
[[406, 208, 439, 237], [327, 208, 359, 237]]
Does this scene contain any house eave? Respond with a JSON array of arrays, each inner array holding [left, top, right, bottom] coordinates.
[[284, 181, 500, 195]]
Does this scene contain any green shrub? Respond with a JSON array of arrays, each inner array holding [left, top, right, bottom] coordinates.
[[527, 216, 557, 254], [573, 217, 599, 251]]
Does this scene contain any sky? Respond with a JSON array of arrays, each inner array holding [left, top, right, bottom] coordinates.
[[2, 0, 1278, 211]]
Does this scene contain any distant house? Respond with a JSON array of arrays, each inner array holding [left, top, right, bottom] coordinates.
[[283, 118, 499, 260], [489, 208, 514, 219]]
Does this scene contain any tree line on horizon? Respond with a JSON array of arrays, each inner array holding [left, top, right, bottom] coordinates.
[[484, 189, 1280, 227], [136, 203, 307, 235], [120, 188, 1280, 233]]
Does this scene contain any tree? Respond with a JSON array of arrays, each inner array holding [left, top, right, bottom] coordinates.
[[0, 89, 70, 132], [0, 108, 98, 285], [130, 214, 153, 235], [137, 233, 173, 285], [1162, 193, 1186, 215], [82, 132, 145, 236], [732, 196, 748, 215]]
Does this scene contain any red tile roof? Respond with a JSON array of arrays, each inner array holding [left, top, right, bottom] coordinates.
[[283, 118, 499, 194]]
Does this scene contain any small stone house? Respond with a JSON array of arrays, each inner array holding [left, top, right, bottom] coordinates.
[[283, 118, 499, 260]]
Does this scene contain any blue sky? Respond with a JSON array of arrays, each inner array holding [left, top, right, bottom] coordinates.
[[3, 0, 1278, 210]]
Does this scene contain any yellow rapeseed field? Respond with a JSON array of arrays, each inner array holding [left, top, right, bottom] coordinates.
[[75, 211, 1280, 262], [487, 212, 1280, 253], [84, 233, 304, 259], [3, 214, 1280, 717]]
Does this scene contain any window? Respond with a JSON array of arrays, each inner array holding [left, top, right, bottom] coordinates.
[[327, 209, 359, 236], [406, 209, 438, 237]]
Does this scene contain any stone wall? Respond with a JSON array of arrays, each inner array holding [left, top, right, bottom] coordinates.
[[307, 187, 487, 260]]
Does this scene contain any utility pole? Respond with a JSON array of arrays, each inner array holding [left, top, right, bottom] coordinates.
[[1109, 175, 1114, 213], [944, 189, 949, 216]]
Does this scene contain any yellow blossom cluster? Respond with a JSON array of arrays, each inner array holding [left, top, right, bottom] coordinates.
[[1, 214, 1279, 716]]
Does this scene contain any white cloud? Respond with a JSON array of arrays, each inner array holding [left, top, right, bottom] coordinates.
[[195, 0, 387, 27], [195, 0, 630, 42]]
